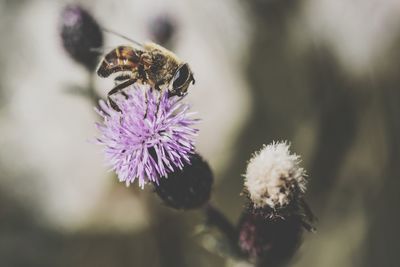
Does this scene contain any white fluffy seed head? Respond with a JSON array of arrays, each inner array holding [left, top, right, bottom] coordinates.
[[244, 141, 307, 209]]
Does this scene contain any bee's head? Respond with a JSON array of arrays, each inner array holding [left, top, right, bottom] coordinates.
[[169, 63, 195, 97]]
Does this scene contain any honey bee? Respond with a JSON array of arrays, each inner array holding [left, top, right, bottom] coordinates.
[[97, 41, 195, 111]]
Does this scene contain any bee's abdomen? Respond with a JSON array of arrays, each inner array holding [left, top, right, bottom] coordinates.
[[97, 62, 135, 77], [97, 46, 141, 78]]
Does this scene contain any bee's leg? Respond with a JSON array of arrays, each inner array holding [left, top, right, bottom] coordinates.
[[114, 74, 132, 98], [144, 79, 164, 118], [154, 83, 160, 91], [154, 79, 166, 115], [108, 79, 137, 112], [144, 92, 149, 119], [114, 74, 131, 82], [114, 74, 131, 86], [138, 65, 148, 83], [156, 95, 161, 116]]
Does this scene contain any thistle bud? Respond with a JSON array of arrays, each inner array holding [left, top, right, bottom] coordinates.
[[60, 5, 103, 71], [154, 154, 213, 210], [148, 14, 176, 46], [237, 210, 304, 266]]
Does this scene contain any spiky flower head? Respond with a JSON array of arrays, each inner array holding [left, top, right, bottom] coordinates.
[[95, 85, 198, 188], [244, 141, 307, 209]]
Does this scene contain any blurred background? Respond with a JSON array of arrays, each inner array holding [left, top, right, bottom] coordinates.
[[0, 0, 400, 266]]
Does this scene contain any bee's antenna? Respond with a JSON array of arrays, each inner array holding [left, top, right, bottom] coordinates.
[[101, 27, 143, 47]]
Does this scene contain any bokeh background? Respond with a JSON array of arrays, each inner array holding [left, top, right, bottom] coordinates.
[[1, 0, 400, 266]]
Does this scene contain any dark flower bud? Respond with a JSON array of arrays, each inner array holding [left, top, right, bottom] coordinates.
[[60, 5, 103, 71], [148, 14, 176, 46], [154, 154, 213, 210], [237, 210, 305, 267]]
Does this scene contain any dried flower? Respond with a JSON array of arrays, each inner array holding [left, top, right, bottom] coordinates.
[[154, 153, 213, 209], [95, 85, 198, 188], [244, 141, 307, 210], [240, 142, 315, 265], [237, 210, 304, 266], [60, 5, 103, 71]]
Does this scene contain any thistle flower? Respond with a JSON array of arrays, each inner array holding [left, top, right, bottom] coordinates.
[[239, 142, 314, 265], [237, 210, 304, 266], [154, 153, 213, 210], [244, 141, 307, 210], [95, 85, 198, 188], [60, 5, 103, 71]]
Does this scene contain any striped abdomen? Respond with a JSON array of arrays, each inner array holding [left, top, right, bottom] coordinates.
[[97, 46, 142, 77]]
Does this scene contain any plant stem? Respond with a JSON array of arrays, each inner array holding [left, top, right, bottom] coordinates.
[[203, 204, 242, 257]]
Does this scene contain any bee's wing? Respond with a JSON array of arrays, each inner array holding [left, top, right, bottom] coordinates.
[[97, 46, 142, 78]]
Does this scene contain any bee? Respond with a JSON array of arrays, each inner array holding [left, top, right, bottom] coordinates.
[[97, 40, 195, 111]]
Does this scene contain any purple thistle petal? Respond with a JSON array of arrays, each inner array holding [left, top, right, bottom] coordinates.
[[95, 85, 199, 188]]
